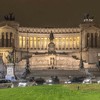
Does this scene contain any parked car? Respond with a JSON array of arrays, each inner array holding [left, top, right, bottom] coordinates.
[[65, 77, 85, 84], [35, 77, 45, 85], [18, 80, 28, 87], [0, 79, 12, 88], [45, 79, 53, 85], [83, 78, 92, 84], [45, 76, 60, 85], [64, 79, 71, 84], [83, 77, 97, 84], [0, 79, 11, 83]]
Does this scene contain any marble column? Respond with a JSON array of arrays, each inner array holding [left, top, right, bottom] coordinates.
[[4, 32, 6, 47], [99, 33, 100, 48], [21, 36, 23, 48], [29, 37, 31, 49], [72, 37, 74, 49], [57, 38, 59, 50], [11, 33, 13, 47], [59, 38, 61, 50], [66, 37, 68, 49], [39, 38, 41, 50], [93, 33, 95, 48], [89, 33, 91, 47], [43, 38, 45, 50], [68, 36, 70, 49], [32, 37, 34, 49], [36, 37, 37, 50], [30, 37, 33, 49], [63, 38, 66, 50], [45, 38, 48, 50], [0, 33, 1, 47], [95, 34, 97, 48], [40, 38, 42, 50], [97, 33, 100, 48], [8, 33, 10, 47]]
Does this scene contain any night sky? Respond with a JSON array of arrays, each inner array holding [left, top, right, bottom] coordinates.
[[0, 0, 99, 27]]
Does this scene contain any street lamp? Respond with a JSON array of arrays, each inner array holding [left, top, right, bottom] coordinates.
[[79, 30, 84, 69], [21, 32, 30, 79], [25, 32, 30, 74]]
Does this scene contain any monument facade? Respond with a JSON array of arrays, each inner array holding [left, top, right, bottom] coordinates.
[[0, 14, 100, 75]]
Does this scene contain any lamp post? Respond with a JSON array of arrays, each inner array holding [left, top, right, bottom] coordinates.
[[79, 30, 84, 69], [21, 32, 30, 79], [25, 32, 30, 74]]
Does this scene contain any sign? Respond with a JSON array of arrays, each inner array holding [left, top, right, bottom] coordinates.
[[5, 63, 16, 81], [7, 66, 14, 76]]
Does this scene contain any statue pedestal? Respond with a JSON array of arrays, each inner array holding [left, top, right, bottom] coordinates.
[[5, 63, 16, 81]]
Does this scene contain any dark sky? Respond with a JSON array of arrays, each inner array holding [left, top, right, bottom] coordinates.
[[0, 0, 100, 27]]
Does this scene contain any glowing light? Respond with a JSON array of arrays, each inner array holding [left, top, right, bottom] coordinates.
[[19, 36, 22, 48]]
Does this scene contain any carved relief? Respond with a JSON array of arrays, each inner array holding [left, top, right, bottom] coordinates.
[[28, 55, 80, 69], [30, 56, 49, 65], [56, 56, 80, 66]]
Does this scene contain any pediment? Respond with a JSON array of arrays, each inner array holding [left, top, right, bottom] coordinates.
[[0, 25, 14, 30], [85, 25, 100, 33]]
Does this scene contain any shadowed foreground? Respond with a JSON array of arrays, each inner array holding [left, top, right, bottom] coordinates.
[[0, 84, 100, 100]]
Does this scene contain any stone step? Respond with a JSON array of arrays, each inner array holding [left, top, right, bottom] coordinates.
[[27, 70, 86, 77], [15, 68, 100, 79]]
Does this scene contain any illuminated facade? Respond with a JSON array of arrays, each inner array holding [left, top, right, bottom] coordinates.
[[0, 16, 100, 73]]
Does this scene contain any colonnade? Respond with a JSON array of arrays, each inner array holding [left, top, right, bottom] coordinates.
[[87, 33, 100, 48], [0, 32, 14, 47], [19, 35, 80, 50]]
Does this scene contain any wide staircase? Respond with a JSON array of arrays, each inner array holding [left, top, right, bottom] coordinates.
[[15, 67, 100, 81], [15, 55, 100, 79], [27, 69, 86, 80]]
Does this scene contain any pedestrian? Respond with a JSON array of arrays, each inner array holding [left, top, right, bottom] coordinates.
[[77, 86, 80, 90]]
